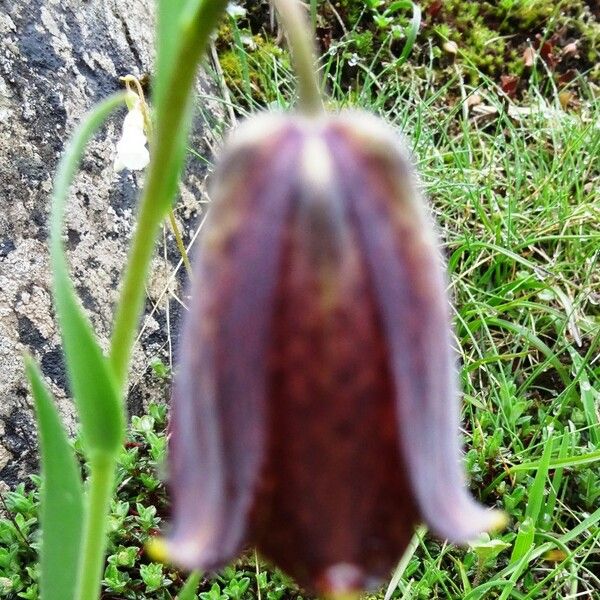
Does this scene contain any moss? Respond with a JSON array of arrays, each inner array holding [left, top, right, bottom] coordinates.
[[249, 40, 291, 102], [219, 49, 245, 90], [335, 0, 368, 29], [347, 29, 374, 56], [217, 0, 599, 106], [494, 0, 555, 29], [219, 31, 292, 106], [423, 0, 598, 83]]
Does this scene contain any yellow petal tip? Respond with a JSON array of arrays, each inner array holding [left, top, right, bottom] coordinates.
[[145, 537, 169, 564], [488, 510, 510, 533], [324, 593, 361, 600]]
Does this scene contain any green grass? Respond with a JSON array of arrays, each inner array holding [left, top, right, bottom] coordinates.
[[164, 46, 600, 598], [336, 60, 600, 599], [3, 17, 600, 600]]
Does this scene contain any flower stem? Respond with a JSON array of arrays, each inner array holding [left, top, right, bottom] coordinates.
[[122, 77, 194, 280], [270, 0, 323, 115], [109, 0, 228, 389], [74, 455, 116, 600], [169, 209, 193, 278]]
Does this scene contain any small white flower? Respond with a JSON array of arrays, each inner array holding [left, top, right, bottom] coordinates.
[[114, 95, 150, 172], [241, 34, 256, 50], [226, 2, 246, 19]]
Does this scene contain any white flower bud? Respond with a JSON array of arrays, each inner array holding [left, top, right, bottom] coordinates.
[[114, 96, 150, 172]]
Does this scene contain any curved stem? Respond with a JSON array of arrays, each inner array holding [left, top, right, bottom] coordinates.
[[109, 0, 228, 389], [270, 0, 323, 115]]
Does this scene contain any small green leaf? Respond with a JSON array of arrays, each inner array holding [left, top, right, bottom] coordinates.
[[50, 93, 126, 458], [24, 356, 83, 600], [469, 534, 511, 569], [177, 570, 202, 600]]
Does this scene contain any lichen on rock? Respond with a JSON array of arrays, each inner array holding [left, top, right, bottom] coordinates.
[[0, 0, 217, 488]]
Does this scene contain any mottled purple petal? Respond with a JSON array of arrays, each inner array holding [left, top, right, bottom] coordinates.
[[248, 130, 419, 594], [168, 117, 301, 569], [327, 113, 502, 543]]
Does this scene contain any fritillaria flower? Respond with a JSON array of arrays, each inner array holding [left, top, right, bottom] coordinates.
[[166, 111, 504, 595]]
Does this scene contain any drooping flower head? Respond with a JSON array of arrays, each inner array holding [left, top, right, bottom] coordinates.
[[166, 110, 504, 595]]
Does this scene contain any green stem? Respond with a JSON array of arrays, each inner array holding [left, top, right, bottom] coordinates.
[[74, 455, 116, 600], [109, 0, 229, 389], [310, 0, 318, 32], [270, 0, 323, 115]]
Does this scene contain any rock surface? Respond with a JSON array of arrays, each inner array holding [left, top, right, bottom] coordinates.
[[0, 0, 215, 487]]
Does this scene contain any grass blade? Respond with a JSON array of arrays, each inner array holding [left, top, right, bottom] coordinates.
[[570, 351, 600, 447], [24, 356, 83, 600], [509, 517, 535, 564], [398, 2, 421, 67], [385, 1, 421, 68], [51, 93, 126, 457], [384, 526, 425, 600], [544, 433, 569, 528], [525, 434, 553, 526], [509, 433, 552, 565], [510, 450, 600, 472]]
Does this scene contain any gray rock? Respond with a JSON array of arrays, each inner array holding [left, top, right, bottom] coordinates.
[[0, 0, 216, 487]]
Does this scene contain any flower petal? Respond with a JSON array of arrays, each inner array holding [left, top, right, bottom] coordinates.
[[251, 130, 419, 595], [167, 117, 301, 569], [122, 106, 145, 132], [115, 143, 150, 171], [328, 112, 502, 543]]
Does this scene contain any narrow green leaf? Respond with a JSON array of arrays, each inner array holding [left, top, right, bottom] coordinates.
[[510, 517, 535, 564], [510, 449, 600, 472], [544, 433, 569, 527], [51, 93, 126, 457], [559, 505, 600, 544], [509, 436, 552, 564], [153, 0, 194, 220], [230, 15, 252, 97], [384, 526, 425, 600], [149, 0, 228, 217], [155, 0, 188, 115], [109, 0, 227, 388], [25, 356, 83, 600], [178, 570, 202, 600], [570, 351, 600, 446], [525, 434, 553, 526], [396, 2, 421, 67], [450, 556, 472, 594]]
